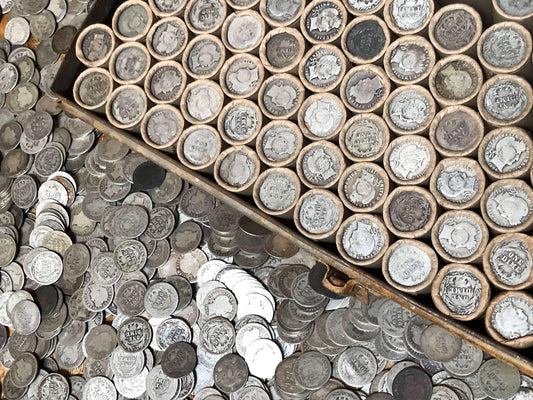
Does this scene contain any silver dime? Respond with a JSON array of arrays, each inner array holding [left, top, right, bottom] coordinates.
[[0, 63, 19, 94], [344, 70, 386, 111], [114, 239, 147, 273], [304, 48, 343, 88], [188, 0, 225, 32], [118, 316, 152, 353], [293, 351, 331, 390], [77, 69, 112, 107], [186, 85, 221, 121], [437, 215, 483, 259], [478, 358, 520, 400], [38, 373, 69, 399], [343, 118, 385, 159], [387, 244, 432, 287], [439, 269, 482, 316], [303, 98, 343, 138], [389, 141, 430, 181], [219, 149, 257, 187], [82, 281, 114, 311], [437, 165, 479, 204], [491, 295, 533, 340], [343, 166, 385, 209], [483, 27, 527, 68], [333, 346, 377, 388], [201, 287, 237, 320], [149, 64, 184, 102], [5, 17, 30, 45], [258, 172, 297, 212], [116, 280, 146, 316], [262, 78, 301, 117], [81, 27, 113, 63], [223, 104, 258, 142], [225, 57, 261, 96], [29, 9, 56, 40], [110, 87, 146, 126], [485, 185, 532, 228], [420, 324, 462, 362], [261, 124, 299, 164], [434, 9, 477, 51], [265, 0, 302, 23], [84, 376, 117, 400], [299, 193, 340, 234], [485, 132, 530, 174], [484, 80, 528, 121], [489, 237, 533, 287], [244, 338, 282, 379], [391, 0, 431, 31], [187, 38, 222, 76], [496, 0, 533, 16], [182, 127, 219, 166], [226, 14, 263, 50], [11, 299, 40, 335], [300, 145, 341, 187], [213, 353, 249, 393], [304, 1, 344, 42], [342, 218, 385, 261], [388, 89, 431, 131], [151, 20, 187, 58], [200, 316, 235, 355], [116, 3, 150, 38], [114, 45, 149, 82], [443, 340, 483, 377], [84, 324, 117, 360], [390, 43, 430, 82], [153, 0, 186, 14], [345, 19, 386, 60], [156, 317, 191, 350], [144, 281, 179, 318]]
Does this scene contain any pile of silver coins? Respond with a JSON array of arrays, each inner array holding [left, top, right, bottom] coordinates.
[[69, 0, 533, 347]]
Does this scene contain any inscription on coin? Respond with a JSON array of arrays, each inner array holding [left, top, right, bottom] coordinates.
[[434, 60, 478, 101], [304, 48, 343, 88], [149, 65, 183, 102], [182, 127, 219, 166], [490, 237, 533, 286], [301, 146, 341, 187], [299, 193, 340, 234], [389, 191, 431, 232], [78, 70, 111, 107], [187, 85, 221, 121], [344, 118, 385, 159], [304, 2, 344, 42], [439, 269, 482, 315], [496, 0, 533, 17], [145, 108, 181, 146], [436, 165, 479, 204], [225, 57, 261, 96], [485, 132, 530, 174], [438, 215, 483, 259], [434, 10, 477, 51], [388, 244, 432, 287], [482, 27, 527, 68], [259, 173, 297, 211], [435, 110, 480, 152], [152, 20, 187, 58], [111, 88, 145, 125], [262, 78, 300, 117], [187, 38, 222, 76], [188, 0, 225, 32], [391, 0, 431, 31], [114, 45, 148, 82], [484, 79, 528, 121], [343, 167, 385, 208], [219, 150, 257, 187], [261, 124, 299, 163], [266, 32, 300, 69], [224, 104, 258, 142]]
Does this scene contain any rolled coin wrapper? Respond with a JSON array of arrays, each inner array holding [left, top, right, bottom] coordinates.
[[477, 22, 533, 79], [256, 120, 303, 168], [180, 79, 224, 125], [294, 188, 344, 242], [339, 113, 390, 163], [337, 162, 390, 213], [477, 74, 533, 128], [336, 213, 389, 268], [296, 141, 346, 190], [75, 24, 117, 68], [217, 99, 263, 146], [429, 105, 484, 158], [301, 0, 348, 45], [384, 35, 436, 86], [431, 210, 489, 264], [253, 168, 301, 218], [141, 104, 184, 153], [383, 186, 437, 239], [109, 42, 152, 86], [383, 85, 436, 135], [429, 55, 483, 108], [341, 15, 391, 65], [259, 27, 306, 74], [298, 93, 346, 141], [177, 125, 222, 173], [105, 85, 148, 133], [432, 263, 491, 321], [73, 67, 114, 113], [483, 233, 533, 291], [481, 179, 533, 234], [220, 54, 265, 100], [148, 0, 187, 17], [258, 73, 305, 120], [343, 0, 387, 16], [428, 4, 482, 57], [340, 65, 391, 114], [222, 10, 266, 55], [384, 135, 437, 186], [383, 0, 435, 36], [182, 34, 226, 81], [299, 44, 347, 94], [112, 0, 154, 43], [184, 0, 227, 35], [259, 0, 305, 27], [485, 291, 533, 348], [492, 0, 533, 30], [429, 157, 486, 210], [478, 127, 533, 181], [146, 17, 188, 61], [214, 146, 261, 195], [382, 239, 439, 295], [144, 61, 187, 105]]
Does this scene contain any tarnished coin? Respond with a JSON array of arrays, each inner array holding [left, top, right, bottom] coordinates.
[[389, 42, 431, 82], [186, 83, 222, 122], [118, 316, 152, 353], [218, 148, 257, 188], [433, 9, 477, 51], [495, 0, 533, 17], [392, 367, 432, 400], [76, 68, 112, 108], [420, 324, 462, 362], [52, 25, 77, 54], [186, 36, 223, 77], [265, 31, 301, 70], [0, 63, 19, 94], [144, 281, 179, 318], [115, 2, 151, 39], [342, 165, 386, 210], [483, 79, 528, 121], [478, 358, 520, 399], [37, 373, 69, 399], [146, 365, 178, 400], [113, 44, 149, 83], [80, 25, 114, 64], [433, 59, 479, 102], [156, 318, 192, 349], [11, 299, 40, 335], [213, 353, 249, 393], [148, 63, 185, 103], [388, 190, 432, 233], [200, 316, 235, 355], [342, 116, 386, 160], [443, 340, 483, 377], [303, 1, 345, 42], [258, 171, 298, 212], [434, 109, 481, 154], [293, 350, 331, 390], [161, 341, 197, 378], [482, 26, 527, 69], [109, 86, 146, 126], [260, 122, 300, 165], [388, 140, 431, 181], [344, 19, 386, 61], [116, 280, 146, 316], [84, 324, 117, 360]]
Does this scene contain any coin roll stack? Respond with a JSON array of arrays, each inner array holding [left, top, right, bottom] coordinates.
[[71, 0, 533, 347]]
